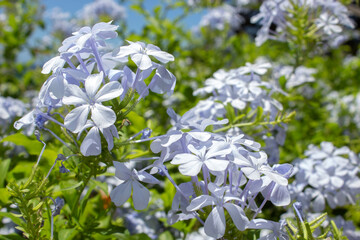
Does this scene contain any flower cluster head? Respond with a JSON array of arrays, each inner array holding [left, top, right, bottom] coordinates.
[[142, 108, 294, 238], [192, 61, 283, 123], [77, 0, 126, 25], [0, 96, 27, 133], [46, 7, 79, 37], [47, 0, 126, 37], [251, 0, 354, 46], [289, 141, 360, 212], [189, 61, 287, 164], [197, 4, 243, 32], [14, 21, 175, 157], [327, 91, 360, 130], [107, 102, 293, 238], [274, 65, 316, 90]]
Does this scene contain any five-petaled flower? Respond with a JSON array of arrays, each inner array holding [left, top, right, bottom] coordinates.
[[63, 72, 123, 133]]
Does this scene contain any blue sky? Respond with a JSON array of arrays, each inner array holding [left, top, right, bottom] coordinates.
[[42, 0, 205, 33], [20, 0, 206, 62]]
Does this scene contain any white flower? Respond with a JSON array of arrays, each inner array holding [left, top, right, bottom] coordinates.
[[63, 72, 123, 133], [187, 183, 250, 238], [170, 142, 232, 176], [116, 41, 174, 70], [110, 162, 160, 210], [316, 12, 342, 35], [237, 62, 272, 75], [77, 120, 119, 156]]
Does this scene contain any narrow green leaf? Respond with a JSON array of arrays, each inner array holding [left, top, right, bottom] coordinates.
[[286, 219, 297, 232], [57, 181, 83, 192], [0, 159, 10, 188], [32, 201, 44, 211], [58, 228, 79, 240], [0, 212, 24, 226], [158, 231, 173, 240], [309, 212, 327, 226], [305, 222, 315, 240], [255, 106, 263, 123]]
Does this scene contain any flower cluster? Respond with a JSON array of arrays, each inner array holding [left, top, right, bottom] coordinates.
[[251, 0, 354, 46], [273, 65, 316, 90], [77, 0, 126, 25], [197, 4, 243, 32], [14, 21, 175, 157], [327, 91, 360, 130], [0, 96, 27, 133], [190, 61, 286, 164], [192, 61, 283, 123], [289, 141, 360, 212], [46, 7, 79, 37], [109, 103, 293, 238], [47, 0, 126, 37]]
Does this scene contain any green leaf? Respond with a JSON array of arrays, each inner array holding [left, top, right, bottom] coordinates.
[[158, 231, 174, 240], [0, 159, 10, 187], [57, 181, 83, 192], [127, 111, 146, 133], [32, 201, 44, 211], [0, 188, 10, 204], [0, 212, 24, 226], [1, 133, 58, 161], [0, 234, 25, 240], [58, 228, 79, 240], [2, 133, 42, 155], [255, 106, 264, 123], [8, 162, 33, 181], [225, 102, 236, 124]]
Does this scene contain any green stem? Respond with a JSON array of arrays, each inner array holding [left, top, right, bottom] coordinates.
[[213, 119, 284, 133], [45, 200, 53, 240], [71, 173, 92, 219]]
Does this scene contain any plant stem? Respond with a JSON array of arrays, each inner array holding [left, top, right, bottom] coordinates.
[[71, 173, 92, 218]]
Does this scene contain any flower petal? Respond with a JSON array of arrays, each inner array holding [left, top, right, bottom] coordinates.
[[136, 171, 160, 184], [205, 159, 229, 172], [14, 110, 35, 130], [117, 43, 141, 58], [206, 142, 232, 159], [91, 103, 116, 129], [85, 72, 104, 99], [132, 181, 150, 210], [64, 105, 90, 133], [269, 185, 291, 206], [80, 126, 101, 156], [204, 206, 226, 239], [113, 161, 132, 180], [178, 160, 203, 176], [131, 53, 152, 70], [95, 81, 123, 102], [186, 195, 216, 211], [146, 44, 174, 63], [224, 203, 249, 231], [63, 84, 88, 105], [110, 180, 132, 206]]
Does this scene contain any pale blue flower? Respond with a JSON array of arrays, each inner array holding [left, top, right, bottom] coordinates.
[[77, 0, 126, 25], [63, 72, 123, 133], [186, 183, 250, 239], [76, 120, 118, 156], [117, 41, 174, 70], [110, 162, 160, 210], [237, 62, 272, 76], [59, 21, 118, 53], [171, 142, 232, 176], [248, 218, 288, 240], [316, 12, 342, 35], [198, 4, 243, 31]]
